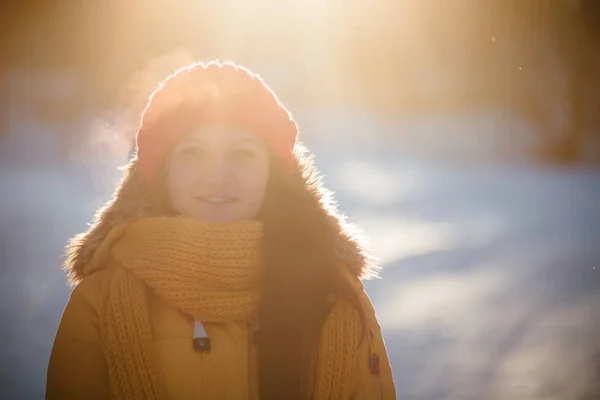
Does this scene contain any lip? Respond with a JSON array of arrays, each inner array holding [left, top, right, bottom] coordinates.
[[193, 196, 239, 203]]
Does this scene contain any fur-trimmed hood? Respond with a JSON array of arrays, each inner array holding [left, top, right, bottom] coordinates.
[[63, 156, 377, 286]]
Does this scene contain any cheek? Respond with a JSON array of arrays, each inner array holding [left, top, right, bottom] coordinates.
[[167, 162, 198, 205], [241, 165, 270, 203]]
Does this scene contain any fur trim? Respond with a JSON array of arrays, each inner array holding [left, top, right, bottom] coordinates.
[[63, 155, 377, 286], [63, 158, 151, 285]]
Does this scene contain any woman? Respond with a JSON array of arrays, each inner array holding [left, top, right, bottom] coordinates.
[[47, 60, 396, 399]]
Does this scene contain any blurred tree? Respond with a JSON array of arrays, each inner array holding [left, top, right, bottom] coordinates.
[[535, 0, 600, 163]]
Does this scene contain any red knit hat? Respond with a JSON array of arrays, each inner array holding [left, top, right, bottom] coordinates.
[[135, 60, 298, 185]]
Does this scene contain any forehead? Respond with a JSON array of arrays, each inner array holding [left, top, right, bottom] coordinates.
[[180, 125, 260, 145]]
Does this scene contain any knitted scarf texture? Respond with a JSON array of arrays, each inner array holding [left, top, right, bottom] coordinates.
[[98, 217, 362, 399]]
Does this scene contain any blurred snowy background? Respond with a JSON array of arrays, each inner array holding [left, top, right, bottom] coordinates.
[[1, 1, 600, 399]]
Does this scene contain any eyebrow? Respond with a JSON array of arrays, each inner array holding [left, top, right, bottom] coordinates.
[[175, 138, 263, 151], [229, 139, 261, 146]]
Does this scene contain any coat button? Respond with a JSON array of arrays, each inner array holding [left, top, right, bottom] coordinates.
[[369, 353, 380, 376], [193, 337, 211, 352]]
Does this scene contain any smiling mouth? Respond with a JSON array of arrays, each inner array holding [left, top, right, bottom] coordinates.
[[194, 196, 239, 204]]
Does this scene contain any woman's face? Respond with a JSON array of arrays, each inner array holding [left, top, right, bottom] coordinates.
[[167, 125, 270, 222]]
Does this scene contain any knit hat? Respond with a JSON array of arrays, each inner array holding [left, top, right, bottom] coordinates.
[[135, 60, 298, 185]]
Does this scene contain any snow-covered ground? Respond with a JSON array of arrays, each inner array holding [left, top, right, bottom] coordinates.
[[321, 157, 600, 400], [1, 124, 599, 399]]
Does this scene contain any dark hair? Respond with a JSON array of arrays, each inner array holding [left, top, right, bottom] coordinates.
[[151, 145, 367, 399], [257, 147, 367, 399]]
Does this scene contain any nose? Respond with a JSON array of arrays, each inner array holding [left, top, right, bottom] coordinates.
[[200, 153, 232, 187]]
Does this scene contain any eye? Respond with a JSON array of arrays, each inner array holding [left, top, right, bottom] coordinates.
[[178, 146, 206, 158], [230, 147, 256, 161]]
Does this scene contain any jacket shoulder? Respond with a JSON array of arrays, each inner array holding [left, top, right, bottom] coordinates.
[[69, 268, 112, 305]]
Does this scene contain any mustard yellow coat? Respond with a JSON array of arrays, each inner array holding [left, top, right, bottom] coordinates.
[[47, 267, 396, 399]]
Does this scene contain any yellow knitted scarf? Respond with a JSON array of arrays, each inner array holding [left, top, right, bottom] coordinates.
[[99, 217, 362, 399]]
